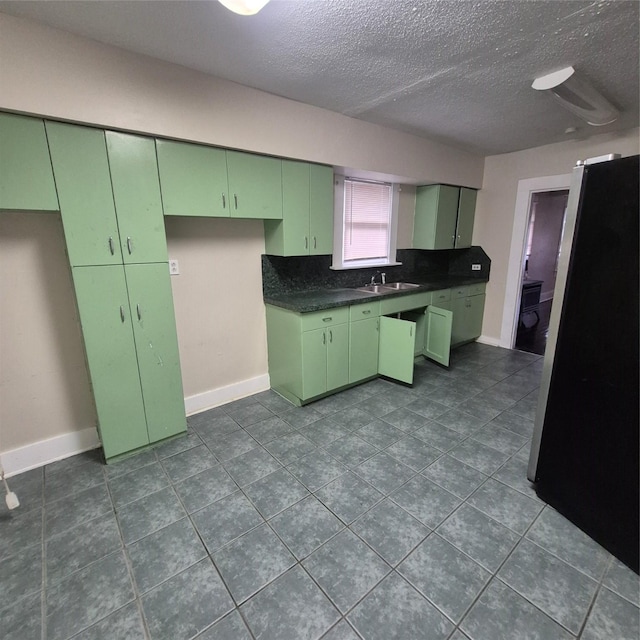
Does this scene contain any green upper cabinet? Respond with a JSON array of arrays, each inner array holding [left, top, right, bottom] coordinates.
[[264, 160, 333, 255], [106, 131, 168, 263], [0, 112, 58, 212], [226, 150, 282, 219], [413, 184, 477, 250], [156, 139, 229, 217], [46, 121, 123, 266]]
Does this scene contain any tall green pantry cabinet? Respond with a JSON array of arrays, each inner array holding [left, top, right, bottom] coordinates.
[[46, 122, 186, 460]]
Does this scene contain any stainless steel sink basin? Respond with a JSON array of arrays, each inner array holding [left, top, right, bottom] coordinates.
[[383, 282, 420, 290], [356, 284, 389, 294]]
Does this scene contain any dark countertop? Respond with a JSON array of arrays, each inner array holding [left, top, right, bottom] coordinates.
[[264, 276, 488, 313]]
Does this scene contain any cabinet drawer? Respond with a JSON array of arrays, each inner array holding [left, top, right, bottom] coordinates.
[[300, 307, 349, 331], [349, 301, 380, 321], [431, 289, 451, 304], [380, 292, 431, 315], [451, 286, 468, 300], [467, 282, 486, 296]]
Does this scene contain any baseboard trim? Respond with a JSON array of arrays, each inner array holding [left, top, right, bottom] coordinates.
[[1, 427, 100, 478], [477, 335, 504, 348], [184, 374, 271, 416]]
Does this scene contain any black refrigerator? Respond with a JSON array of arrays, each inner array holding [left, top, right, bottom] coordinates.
[[528, 154, 639, 573]]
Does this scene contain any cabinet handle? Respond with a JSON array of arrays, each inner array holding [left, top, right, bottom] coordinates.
[[323, 332, 326, 345], [329, 329, 333, 343], [136, 304, 142, 320], [222, 193, 226, 209], [305, 237, 308, 250], [322, 317, 332, 322], [127, 237, 132, 254], [119, 305, 125, 322], [108, 237, 115, 255], [410, 326, 413, 337], [234, 194, 238, 209], [362, 310, 371, 315], [313, 236, 317, 249]]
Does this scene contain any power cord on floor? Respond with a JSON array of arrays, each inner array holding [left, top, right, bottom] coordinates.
[[0, 462, 19, 510]]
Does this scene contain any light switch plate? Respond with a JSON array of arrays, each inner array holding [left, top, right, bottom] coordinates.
[[169, 259, 180, 275], [472, 264, 481, 271]]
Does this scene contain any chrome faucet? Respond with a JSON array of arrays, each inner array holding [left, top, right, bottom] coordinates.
[[370, 271, 386, 285]]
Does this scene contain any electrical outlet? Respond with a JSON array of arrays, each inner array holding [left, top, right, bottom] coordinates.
[[169, 259, 180, 275], [472, 264, 481, 271]]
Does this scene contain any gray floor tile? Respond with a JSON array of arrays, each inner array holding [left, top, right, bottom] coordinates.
[[405, 397, 450, 421], [315, 472, 384, 524], [354, 391, 408, 418], [491, 455, 540, 502], [108, 462, 169, 507], [127, 517, 207, 593], [187, 406, 228, 430], [0, 507, 43, 560], [461, 579, 573, 640], [352, 452, 415, 495], [350, 498, 430, 566], [154, 431, 202, 459], [270, 495, 344, 560], [356, 419, 405, 448], [581, 587, 640, 640], [192, 491, 263, 553], [161, 445, 218, 482], [286, 449, 347, 491], [46, 511, 121, 585], [244, 468, 310, 518], [437, 504, 519, 573], [301, 417, 351, 446], [603, 557, 640, 606], [72, 602, 146, 640], [226, 402, 275, 427], [412, 421, 465, 452], [423, 455, 488, 499], [348, 572, 453, 640], [103, 449, 158, 480], [195, 610, 252, 639], [398, 534, 490, 622], [46, 551, 134, 640], [264, 432, 317, 465], [425, 385, 470, 407], [434, 409, 487, 435], [117, 487, 186, 544], [304, 529, 390, 613], [192, 413, 241, 443], [329, 406, 375, 431], [1, 591, 42, 640], [498, 539, 598, 633], [472, 422, 528, 456], [525, 507, 611, 580], [0, 468, 42, 516], [508, 392, 538, 421], [320, 620, 361, 640], [255, 389, 297, 415], [323, 434, 379, 468], [213, 523, 295, 603], [46, 484, 112, 538], [223, 446, 281, 487], [385, 435, 441, 472], [467, 478, 543, 534], [241, 565, 340, 640], [311, 392, 359, 415], [142, 559, 234, 640], [486, 410, 535, 438], [173, 465, 238, 513], [390, 475, 461, 529], [244, 415, 295, 444], [206, 430, 258, 462], [457, 396, 503, 422], [44, 449, 103, 476], [0, 543, 42, 604], [380, 406, 430, 433], [448, 439, 511, 475], [280, 406, 324, 429], [45, 460, 105, 503]]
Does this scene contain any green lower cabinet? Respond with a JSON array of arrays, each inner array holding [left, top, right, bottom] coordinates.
[[349, 317, 379, 383], [326, 323, 349, 390], [301, 328, 328, 400], [72, 263, 186, 460], [378, 316, 417, 384], [424, 305, 453, 367], [0, 112, 58, 212], [451, 293, 486, 345]]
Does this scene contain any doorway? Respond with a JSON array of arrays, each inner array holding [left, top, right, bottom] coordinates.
[[515, 190, 569, 355]]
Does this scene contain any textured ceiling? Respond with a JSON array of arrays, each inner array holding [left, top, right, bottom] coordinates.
[[1, 0, 638, 155]]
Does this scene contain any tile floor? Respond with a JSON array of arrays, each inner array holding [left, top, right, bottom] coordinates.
[[2, 343, 638, 640]]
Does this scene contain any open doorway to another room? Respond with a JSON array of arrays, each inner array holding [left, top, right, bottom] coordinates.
[[515, 190, 569, 355]]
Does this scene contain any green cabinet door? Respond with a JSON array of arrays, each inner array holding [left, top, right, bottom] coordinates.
[[378, 316, 416, 384], [125, 263, 186, 443], [72, 265, 149, 458], [456, 188, 477, 248], [156, 139, 229, 217], [302, 328, 327, 399], [424, 305, 453, 367], [227, 150, 282, 219], [0, 113, 58, 211], [46, 122, 122, 266], [278, 159, 311, 255], [326, 323, 349, 391], [433, 185, 460, 250], [414, 184, 460, 250], [106, 131, 168, 264], [349, 317, 379, 383], [450, 296, 467, 346], [466, 294, 485, 341], [309, 164, 334, 254]]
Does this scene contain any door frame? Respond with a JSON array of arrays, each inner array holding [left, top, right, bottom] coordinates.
[[500, 173, 571, 348]]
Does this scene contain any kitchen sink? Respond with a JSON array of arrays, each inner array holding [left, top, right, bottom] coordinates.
[[356, 282, 421, 294], [356, 284, 389, 294], [383, 282, 420, 290]]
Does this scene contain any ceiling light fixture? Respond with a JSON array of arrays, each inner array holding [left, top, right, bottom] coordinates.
[[218, 0, 270, 15], [532, 66, 619, 126]]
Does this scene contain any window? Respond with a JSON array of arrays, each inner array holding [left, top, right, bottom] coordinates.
[[332, 176, 400, 270]]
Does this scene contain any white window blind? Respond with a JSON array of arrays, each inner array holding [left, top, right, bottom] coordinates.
[[343, 179, 392, 263]]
